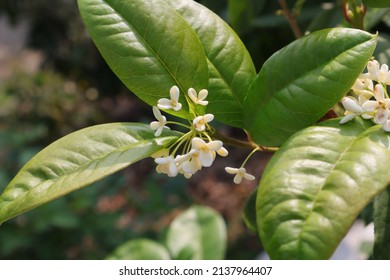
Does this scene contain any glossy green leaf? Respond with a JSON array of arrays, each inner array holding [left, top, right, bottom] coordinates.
[[163, 0, 256, 127], [77, 0, 208, 119], [0, 123, 179, 224], [257, 119, 390, 259], [373, 186, 390, 259], [363, 0, 390, 8], [106, 239, 171, 260], [244, 28, 377, 147], [166, 205, 226, 260]]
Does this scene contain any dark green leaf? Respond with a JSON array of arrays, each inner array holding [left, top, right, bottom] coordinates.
[[166, 205, 226, 260], [242, 189, 258, 233], [306, 5, 343, 33], [257, 119, 390, 259], [78, 0, 209, 119], [227, 0, 266, 35], [244, 28, 377, 146], [0, 123, 179, 224], [373, 186, 390, 259], [106, 239, 171, 260], [364, 0, 390, 8], [364, 8, 390, 30], [374, 34, 390, 66], [163, 0, 256, 127]]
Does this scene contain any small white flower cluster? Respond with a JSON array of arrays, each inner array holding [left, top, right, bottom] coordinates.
[[149, 85, 255, 183], [340, 60, 390, 131]]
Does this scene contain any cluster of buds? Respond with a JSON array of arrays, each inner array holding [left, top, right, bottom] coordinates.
[[340, 60, 390, 131], [150, 85, 255, 183]]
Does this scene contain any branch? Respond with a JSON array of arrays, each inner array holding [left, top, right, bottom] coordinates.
[[278, 0, 303, 39]]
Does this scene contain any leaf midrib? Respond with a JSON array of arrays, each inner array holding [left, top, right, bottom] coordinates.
[[0, 137, 174, 205], [294, 128, 363, 257]]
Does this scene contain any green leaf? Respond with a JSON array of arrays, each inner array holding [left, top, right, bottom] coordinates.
[[227, 0, 266, 35], [242, 189, 258, 233], [373, 186, 390, 259], [257, 119, 390, 259], [163, 0, 256, 127], [374, 34, 390, 66], [306, 5, 342, 33], [364, 8, 390, 30], [166, 205, 226, 260], [363, 0, 390, 8], [77, 0, 208, 119], [0, 123, 179, 224], [244, 28, 377, 147], [106, 239, 171, 260]]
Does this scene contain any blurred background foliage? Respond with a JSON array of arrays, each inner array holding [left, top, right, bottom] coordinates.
[[0, 0, 390, 259]]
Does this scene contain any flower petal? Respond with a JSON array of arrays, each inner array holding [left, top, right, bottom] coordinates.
[[225, 167, 238, 174], [362, 100, 379, 112], [383, 120, 390, 132], [150, 121, 160, 130], [173, 102, 182, 111], [340, 113, 356, 124], [168, 161, 178, 177], [199, 150, 214, 167], [152, 106, 162, 120], [175, 150, 195, 163], [243, 173, 255, 181], [367, 60, 380, 79], [374, 84, 385, 101], [203, 113, 214, 122], [342, 97, 363, 113], [154, 127, 162, 137], [206, 140, 223, 151], [191, 137, 205, 150], [170, 85, 180, 101], [188, 88, 197, 103], [375, 108, 389, 124], [233, 174, 243, 184], [217, 147, 229, 157], [157, 98, 173, 110], [198, 89, 208, 100]]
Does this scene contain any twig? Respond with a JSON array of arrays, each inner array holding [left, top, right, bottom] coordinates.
[[212, 129, 278, 153], [278, 0, 303, 39]]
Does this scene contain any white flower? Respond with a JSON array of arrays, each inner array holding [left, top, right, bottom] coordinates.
[[352, 78, 373, 92], [352, 78, 374, 97], [181, 152, 202, 175], [361, 60, 390, 85], [174, 150, 195, 164], [191, 137, 222, 167], [154, 156, 178, 177], [157, 85, 182, 111], [362, 84, 390, 124], [193, 113, 214, 131], [225, 167, 255, 184], [182, 156, 203, 178], [150, 106, 169, 136], [340, 97, 364, 124], [188, 88, 209, 106], [174, 150, 199, 178]]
